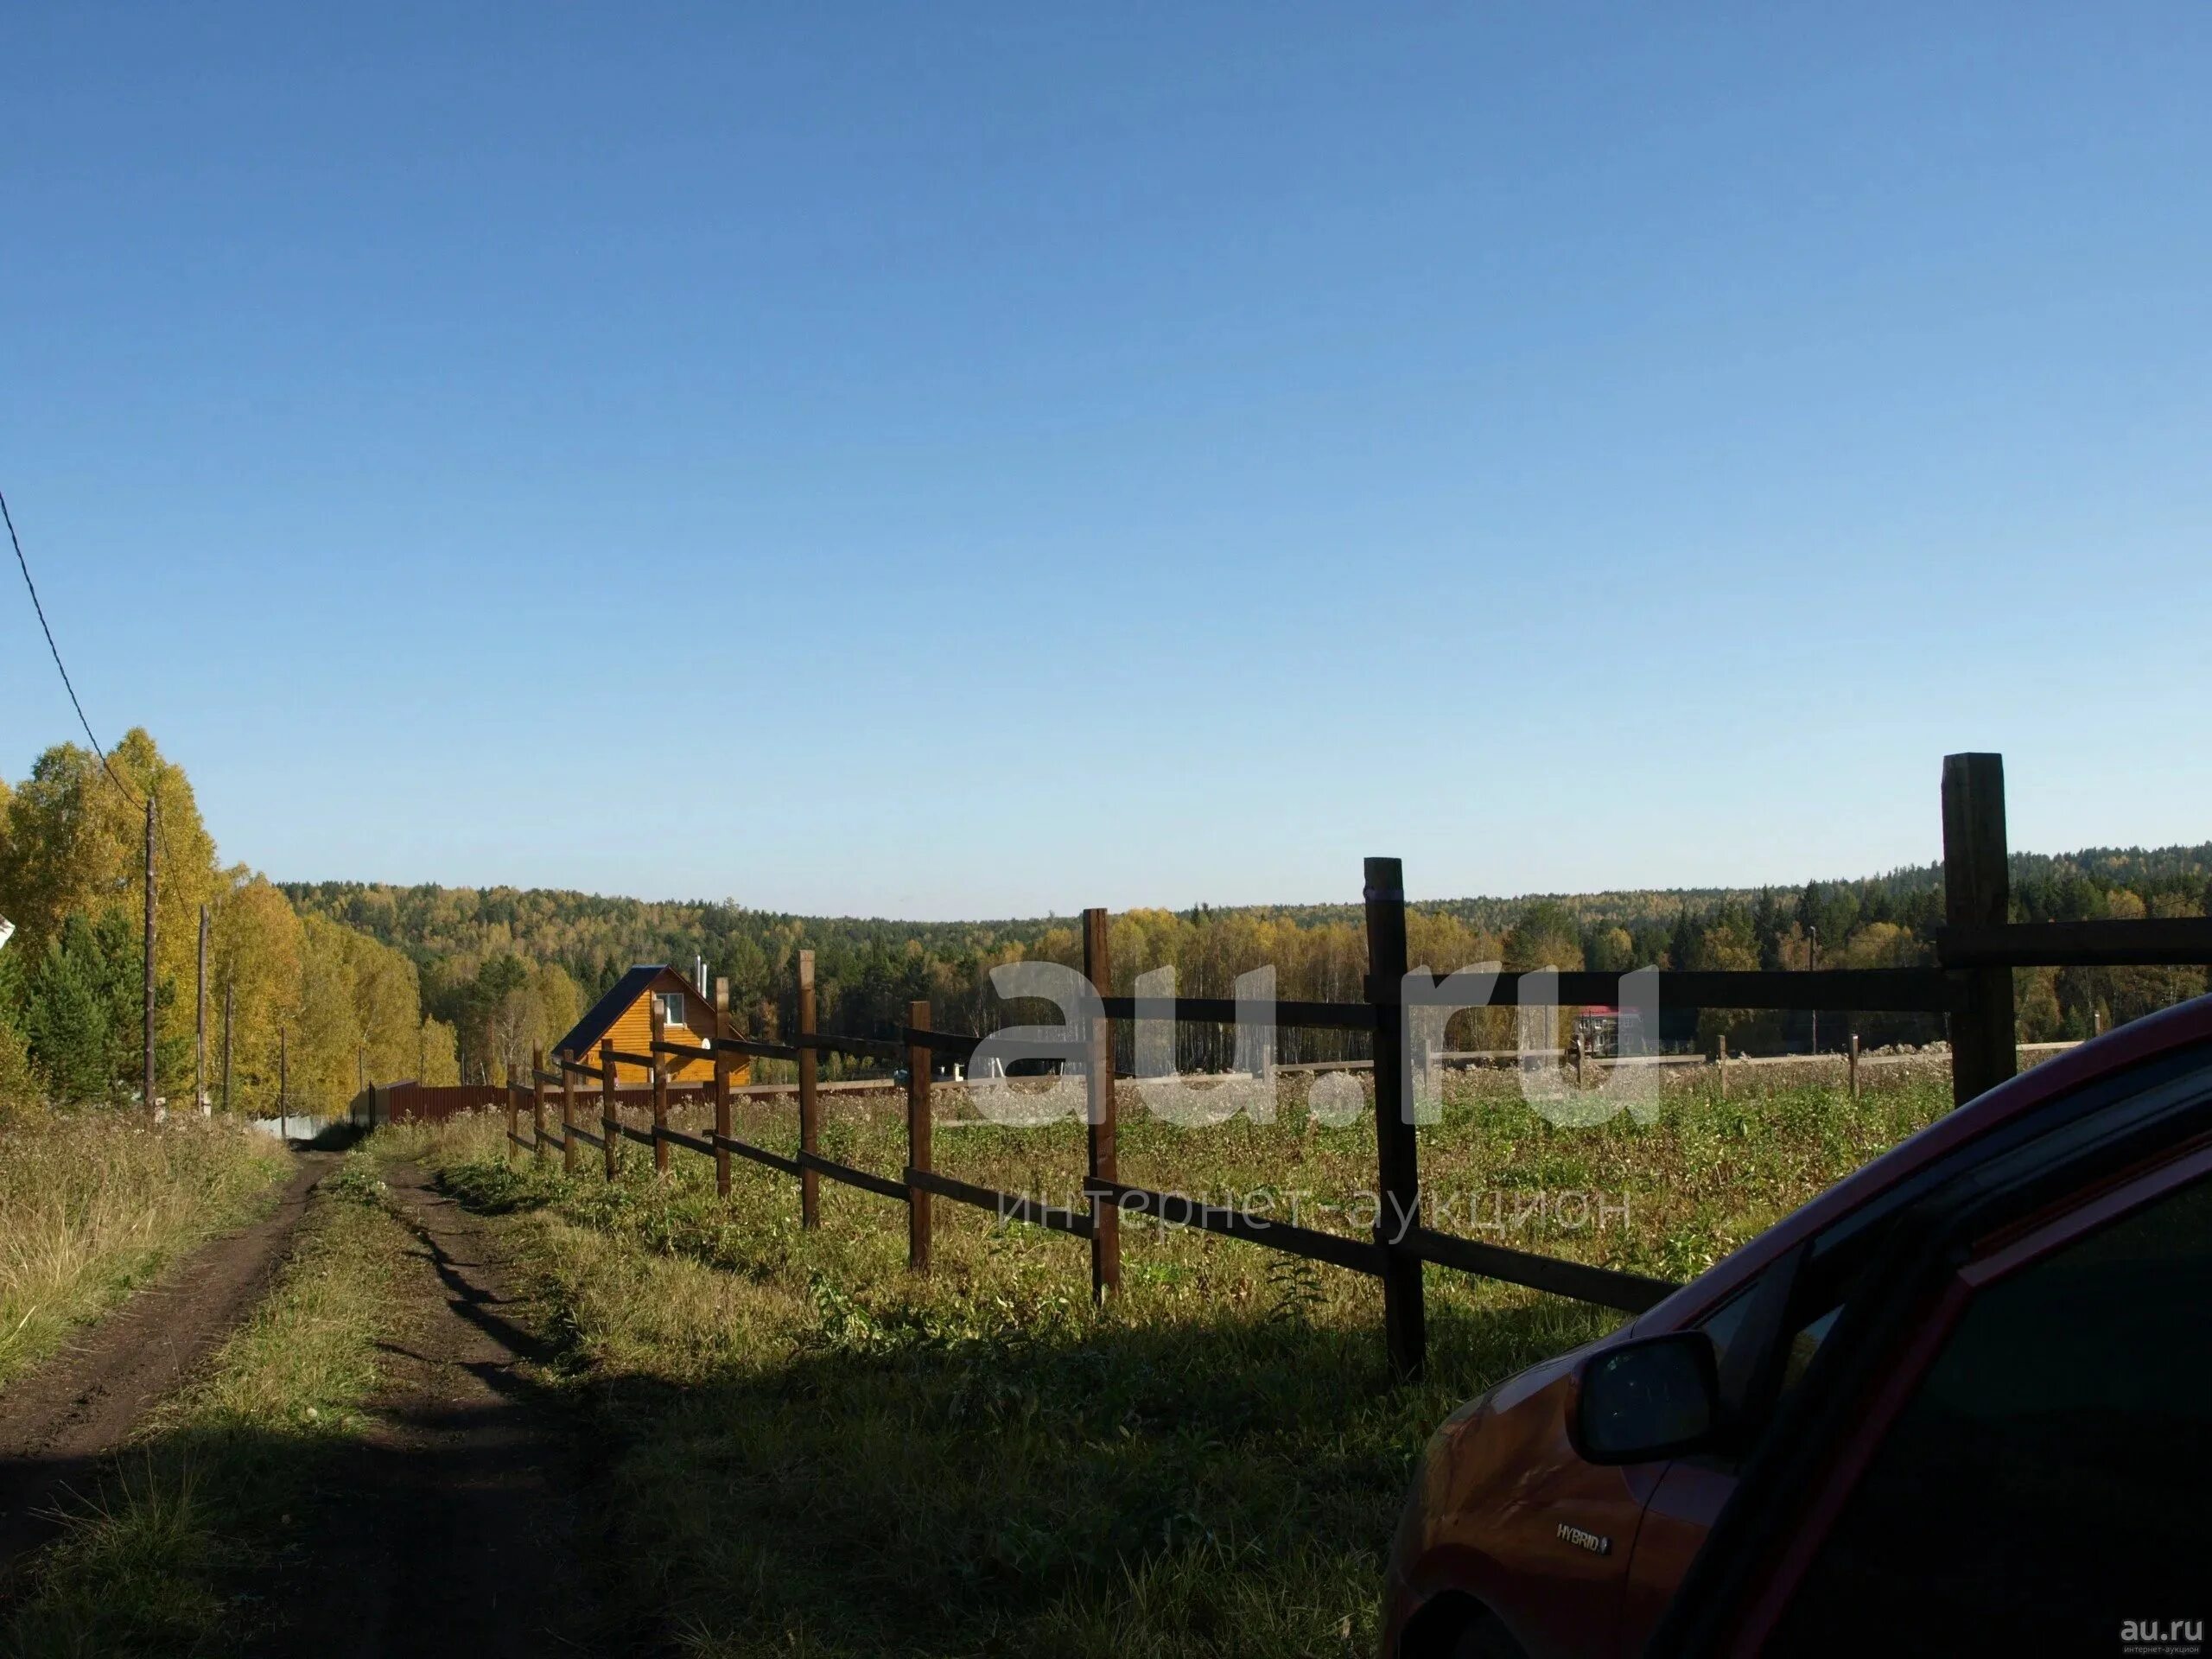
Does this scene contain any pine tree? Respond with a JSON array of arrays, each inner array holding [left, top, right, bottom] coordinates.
[[27, 922, 113, 1103]]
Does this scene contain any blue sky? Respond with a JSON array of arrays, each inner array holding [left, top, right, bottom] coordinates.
[[3, 4, 2207, 918]]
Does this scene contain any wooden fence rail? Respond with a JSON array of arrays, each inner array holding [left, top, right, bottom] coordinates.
[[474, 753, 2212, 1378]]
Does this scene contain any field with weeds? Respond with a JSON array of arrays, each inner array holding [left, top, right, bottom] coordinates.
[[0, 1114, 290, 1393], [2, 1150, 407, 1656], [385, 1061, 1952, 1657]]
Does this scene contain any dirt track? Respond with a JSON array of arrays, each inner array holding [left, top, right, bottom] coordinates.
[[0, 1151, 328, 1580], [0, 1151, 591, 1653], [289, 1160, 588, 1658]]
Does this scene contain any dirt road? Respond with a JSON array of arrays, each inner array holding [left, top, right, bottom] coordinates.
[[0, 1152, 328, 1580], [1, 1152, 592, 1654], [288, 1160, 590, 1658]]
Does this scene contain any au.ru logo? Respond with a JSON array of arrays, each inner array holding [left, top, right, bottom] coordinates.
[[2120, 1617, 2203, 1656]]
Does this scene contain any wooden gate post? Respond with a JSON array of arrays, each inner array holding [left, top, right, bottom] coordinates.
[[561, 1056, 578, 1176], [1942, 753, 2016, 1109], [1364, 856, 1426, 1380], [1084, 908, 1120, 1303], [797, 950, 820, 1228], [506, 1064, 520, 1165], [906, 997, 933, 1274], [531, 1044, 547, 1165], [600, 1039, 619, 1180], [649, 998, 671, 1177]]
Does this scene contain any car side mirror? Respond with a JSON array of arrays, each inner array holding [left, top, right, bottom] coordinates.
[[1573, 1332, 1723, 1465]]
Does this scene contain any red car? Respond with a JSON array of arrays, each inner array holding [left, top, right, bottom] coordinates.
[[1383, 993, 2212, 1658]]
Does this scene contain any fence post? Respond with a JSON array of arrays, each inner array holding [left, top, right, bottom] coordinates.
[[797, 950, 820, 1229], [600, 1039, 619, 1180], [531, 1044, 546, 1165], [506, 1063, 520, 1164], [906, 997, 933, 1274], [1364, 856, 1426, 1380], [710, 973, 734, 1197], [1942, 752, 2015, 1109], [712, 1051, 733, 1198], [561, 1055, 578, 1176], [1848, 1032, 1861, 1103], [650, 997, 671, 1177], [1084, 908, 1119, 1302]]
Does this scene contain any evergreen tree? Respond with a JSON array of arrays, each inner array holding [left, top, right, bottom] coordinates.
[[27, 919, 115, 1103]]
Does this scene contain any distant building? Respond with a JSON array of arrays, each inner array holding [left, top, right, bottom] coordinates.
[[1572, 1004, 1649, 1059], [555, 963, 753, 1087]]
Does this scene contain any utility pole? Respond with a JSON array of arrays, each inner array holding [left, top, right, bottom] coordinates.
[[196, 904, 208, 1113], [143, 794, 157, 1110], [1808, 924, 1820, 1056], [223, 981, 234, 1115]]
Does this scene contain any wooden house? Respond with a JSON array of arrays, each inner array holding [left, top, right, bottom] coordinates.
[[554, 964, 753, 1087]]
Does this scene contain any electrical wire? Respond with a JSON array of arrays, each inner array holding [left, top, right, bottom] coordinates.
[[2, 486, 143, 806]]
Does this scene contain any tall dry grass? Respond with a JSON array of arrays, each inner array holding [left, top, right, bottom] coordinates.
[[0, 1113, 289, 1392], [4, 1150, 408, 1654]]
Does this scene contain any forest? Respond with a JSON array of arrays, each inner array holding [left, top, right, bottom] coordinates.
[[3, 728, 2202, 1115], [286, 835, 2212, 1077], [0, 733, 462, 1116]]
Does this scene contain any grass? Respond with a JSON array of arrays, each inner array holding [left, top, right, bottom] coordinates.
[[2, 1150, 409, 1657], [388, 1061, 1952, 1657], [0, 1113, 290, 1394]]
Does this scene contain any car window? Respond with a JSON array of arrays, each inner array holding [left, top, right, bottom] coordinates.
[[1690, 1288, 1837, 1471], [1694, 1285, 1754, 1363], [1768, 1172, 2212, 1656], [1777, 1306, 1839, 1397]]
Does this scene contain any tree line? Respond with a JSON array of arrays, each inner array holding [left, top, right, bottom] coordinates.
[[288, 840, 2210, 1069], [19, 731, 2196, 1120]]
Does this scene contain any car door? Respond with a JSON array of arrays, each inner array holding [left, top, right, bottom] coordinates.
[[1649, 1132, 2212, 1656], [1615, 1287, 1756, 1652], [1618, 1262, 1846, 1653]]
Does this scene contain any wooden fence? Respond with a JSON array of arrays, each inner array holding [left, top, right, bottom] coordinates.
[[488, 753, 2212, 1378]]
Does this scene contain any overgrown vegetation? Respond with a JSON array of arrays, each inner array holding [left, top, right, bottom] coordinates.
[[390, 1064, 1950, 1656], [2, 1151, 406, 1655], [0, 1115, 289, 1393]]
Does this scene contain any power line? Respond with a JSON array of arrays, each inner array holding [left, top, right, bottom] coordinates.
[[2, 486, 142, 806]]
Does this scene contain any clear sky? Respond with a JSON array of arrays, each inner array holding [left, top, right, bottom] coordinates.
[[3, 4, 2207, 918]]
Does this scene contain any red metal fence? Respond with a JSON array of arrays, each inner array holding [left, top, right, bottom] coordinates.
[[360, 1080, 709, 1124]]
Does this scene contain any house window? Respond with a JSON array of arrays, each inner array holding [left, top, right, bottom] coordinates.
[[654, 991, 685, 1030]]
